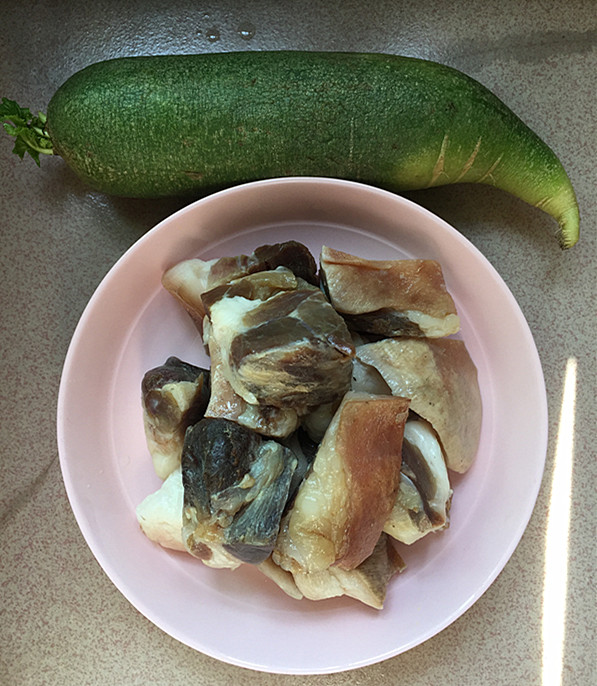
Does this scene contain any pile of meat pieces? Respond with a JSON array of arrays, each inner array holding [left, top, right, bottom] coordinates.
[[136, 241, 482, 609]]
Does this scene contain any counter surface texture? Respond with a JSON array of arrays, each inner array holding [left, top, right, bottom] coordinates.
[[0, 2, 595, 685]]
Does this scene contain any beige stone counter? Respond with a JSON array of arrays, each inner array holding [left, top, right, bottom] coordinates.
[[1, 2, 594, 684]]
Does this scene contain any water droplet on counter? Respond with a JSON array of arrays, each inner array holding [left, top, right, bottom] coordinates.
[[237, 22, 256, 41], [206, 27, 220, 42]]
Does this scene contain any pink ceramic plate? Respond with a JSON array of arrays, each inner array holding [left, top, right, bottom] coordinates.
[[57, 178, 547, 674]]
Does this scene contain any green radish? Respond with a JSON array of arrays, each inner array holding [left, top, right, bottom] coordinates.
[[0, 51, 579, 248]]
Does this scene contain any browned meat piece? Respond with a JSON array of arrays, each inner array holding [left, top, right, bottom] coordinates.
[[320, 246, 460, 338], [356, 338, 482, 473], [274, 392, 410, 574]]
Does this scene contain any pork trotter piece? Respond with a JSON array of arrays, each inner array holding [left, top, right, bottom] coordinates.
[[181, 418, 298, 566]]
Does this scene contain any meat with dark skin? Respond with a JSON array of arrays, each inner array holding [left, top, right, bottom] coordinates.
[[252, 241, 319, 286], [204, 340, 300, 438], [161, 241, 318, 331], [181, 418, 298, 565], [141, 356, 211, 479], [204, 272, 355, 412], [142, 357, 210, 428]]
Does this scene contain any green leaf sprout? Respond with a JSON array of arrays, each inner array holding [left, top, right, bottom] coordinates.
[[0, 97, 54, 165]]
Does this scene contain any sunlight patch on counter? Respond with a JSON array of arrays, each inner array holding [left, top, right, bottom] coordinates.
[[541, 356, 577, 686]]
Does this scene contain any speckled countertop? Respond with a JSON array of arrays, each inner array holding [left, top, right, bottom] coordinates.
[[1, 2, 595, 685]]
